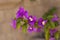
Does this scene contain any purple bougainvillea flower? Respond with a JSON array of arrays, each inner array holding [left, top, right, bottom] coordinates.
[[52, 14, 59, 21], [11, 19, 16, 29], [27, 26, 38, 32], [27, 16, 37, 26], [16, 7, 28, 18], [50, 29, 57, 37], [27, 26, 33, 32], [38, 18, 47, 27], [49, 37, 55, 40]]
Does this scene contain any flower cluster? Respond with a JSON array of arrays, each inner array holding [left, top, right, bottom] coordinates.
[[12, 7, 48, 32], [11, 7, 60, 40], [12, 7, 59, 32]]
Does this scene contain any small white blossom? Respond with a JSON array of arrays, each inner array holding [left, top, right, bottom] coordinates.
[[29, 17, 33, 21], [42, 21, 46, 25]]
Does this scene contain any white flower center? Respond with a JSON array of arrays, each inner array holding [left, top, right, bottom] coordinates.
[[30, 27, 32, 29], [42, 21, 46, 25], [29, 17, 33, 21]]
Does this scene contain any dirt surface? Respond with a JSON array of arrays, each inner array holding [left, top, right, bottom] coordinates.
[[0, 0, 60, 40]]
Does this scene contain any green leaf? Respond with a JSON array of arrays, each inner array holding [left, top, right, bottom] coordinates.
[[44, 22, 49, 29], [17, 22, 21, 29], [22, 23, 27, 33], [54, 21, 59, 27], [23, 19, 28, 23], [17, 18, 21, 24], [16, 18, 21, 29], [42, 7, 56, 19], [49, 21, 56, 28], [46, 20, 59, 29], [47, 15, 53, 19], [45, 20, 56, 29], [45, 29, 50, 40], [55, 31, 60, 40]]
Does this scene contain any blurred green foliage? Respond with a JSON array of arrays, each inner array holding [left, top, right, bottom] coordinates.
[[42, 7, 56, 20], [43, 7, 59, 28]]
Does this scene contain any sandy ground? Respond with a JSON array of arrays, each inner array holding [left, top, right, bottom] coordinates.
[[0, 0, 60, 40]]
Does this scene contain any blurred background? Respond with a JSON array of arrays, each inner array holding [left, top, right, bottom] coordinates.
[[0, 0, 60, 40]]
